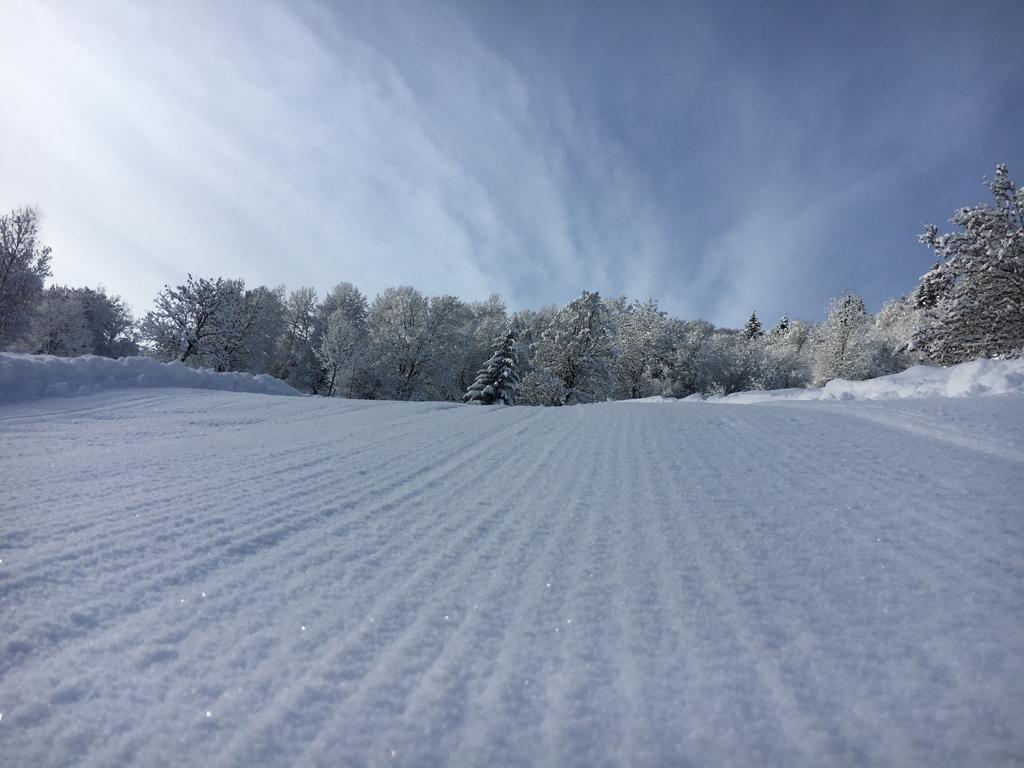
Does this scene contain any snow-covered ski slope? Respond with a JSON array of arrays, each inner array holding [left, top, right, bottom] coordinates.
[[2, 387, 1024, 766]]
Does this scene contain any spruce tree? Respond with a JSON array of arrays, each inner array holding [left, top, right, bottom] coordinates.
[[464, 324, 520, 405], [744, 311, 763, 339], [914, 163, 1024, 363]]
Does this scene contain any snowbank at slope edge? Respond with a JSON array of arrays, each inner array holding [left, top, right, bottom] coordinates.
[[634, 357, 1024, 404], [0, 353, 301, 402]]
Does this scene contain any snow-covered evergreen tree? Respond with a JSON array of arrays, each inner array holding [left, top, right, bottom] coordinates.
[[458, 294, 508, 394], [464, 324, 520, 405], [914, 163, 1024, 363], [773, 315, 790, 334], [744, 311, 763, 339], [913, 261, 951, 314]]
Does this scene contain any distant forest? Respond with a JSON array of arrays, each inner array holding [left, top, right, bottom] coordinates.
[[2, 164, 1021, 405]]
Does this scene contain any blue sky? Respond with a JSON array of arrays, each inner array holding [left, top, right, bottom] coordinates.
[[1, 0, 1021, 326]]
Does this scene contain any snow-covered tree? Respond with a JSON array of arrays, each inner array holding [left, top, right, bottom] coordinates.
[[77, 287, 138, 357], [457, 294, 508, 394], [744, 311, 763, 339], [531, 290, 617, 404], [759, 318, 813, 389], [368, 286, 430, 399], [519, 366, 567, 406], [141, 277, 283, 373], [614, 297, 672, 399], [662, 320, 717, 396], [509, 306, 557, 405], [140, 275, 235, 365], [0, 206, 52, 349], [813, 291, 870, 384], [368, 287, 469, 400], [201, 279, 248, 372], [206, 282, 286, 373], [315, 283, 369, 397], [710, 332, 762, 394], [234, 285, 287, 374], [663, 321, 759, 396], [24, 285, 137, 358], [914, 163, 1024, 363], [26, 286, 92, 356], [275, 287, 322, 391], [868, 296, 920, 377], [510, 306, 552, 368], [464, 323, 520, 405]]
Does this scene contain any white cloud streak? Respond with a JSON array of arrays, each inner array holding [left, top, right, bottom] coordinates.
[[0, 0, 675, 318], [1, 0, 1019, 326]]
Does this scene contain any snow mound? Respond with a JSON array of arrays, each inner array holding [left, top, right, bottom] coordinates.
[[0, 353, 301, 403], [708, 358, 1024, 404]]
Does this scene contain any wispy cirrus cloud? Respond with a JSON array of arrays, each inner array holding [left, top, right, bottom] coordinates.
[[1, 0, 1021, 326], [0, 0, 673, 316]]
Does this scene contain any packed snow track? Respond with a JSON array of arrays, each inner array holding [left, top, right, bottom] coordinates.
[[2, 389, 1023, 766]]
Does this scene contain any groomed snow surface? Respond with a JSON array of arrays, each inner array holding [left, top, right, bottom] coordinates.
[[2, 364, 1024, 766]]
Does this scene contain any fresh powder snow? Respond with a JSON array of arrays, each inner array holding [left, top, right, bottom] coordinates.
[[1, 364, 1023, 766]]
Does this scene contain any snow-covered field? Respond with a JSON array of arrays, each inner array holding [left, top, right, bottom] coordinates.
[[2, 368, 1024, 765]]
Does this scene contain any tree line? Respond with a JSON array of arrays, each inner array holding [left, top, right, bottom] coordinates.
[[2, 163, 1021, 404]]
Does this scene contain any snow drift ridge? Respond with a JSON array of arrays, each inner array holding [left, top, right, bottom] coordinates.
[[0, 353, 301, 403], [709, 357, 1024, 403]]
